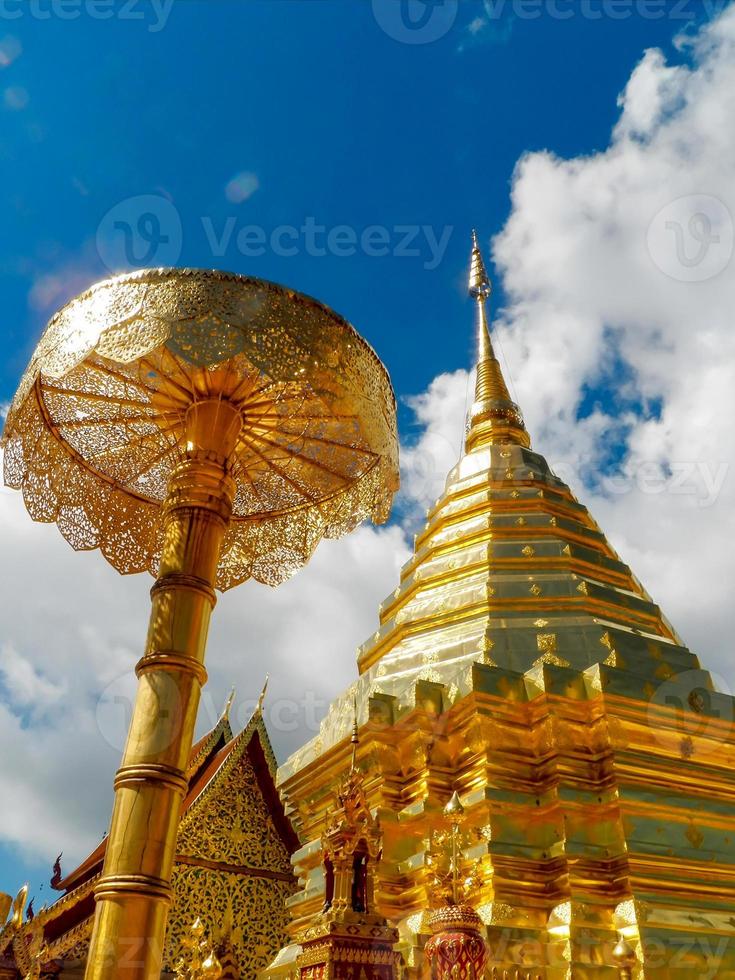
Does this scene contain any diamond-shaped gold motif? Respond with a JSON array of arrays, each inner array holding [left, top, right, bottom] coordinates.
[[530, 584, 542, 597], [686, 823, 704, 849], [522, 545, 535, 557], [533, 650, 570, 668], [600, 631, 615, 652], [537, 633, 557, 655]]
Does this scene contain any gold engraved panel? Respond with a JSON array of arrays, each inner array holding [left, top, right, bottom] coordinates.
[[178, 747, 292, 872], [166, 865, 293, 980]]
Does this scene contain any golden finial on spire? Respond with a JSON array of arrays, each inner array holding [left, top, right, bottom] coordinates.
[[612, 934, 638, 979], [444, 791, 464, 904], [222, 688, 235, 720], [444, 790, 464, 821], [350, 696, 359, 771], [465, 230, 530, 452], [257, 675, 269, 715], [469, 229, 491, 299]]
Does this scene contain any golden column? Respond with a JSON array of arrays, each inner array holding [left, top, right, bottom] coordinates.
[[1, 269, 399, 980]]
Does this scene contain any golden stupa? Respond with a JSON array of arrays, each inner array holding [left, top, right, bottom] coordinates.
[[272, 234, 735, 978]]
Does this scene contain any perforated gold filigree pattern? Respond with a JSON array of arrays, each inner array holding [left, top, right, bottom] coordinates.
[[2, 268, 399, 589], [166, 866, 293, 980], [177, 742, 292, 871]]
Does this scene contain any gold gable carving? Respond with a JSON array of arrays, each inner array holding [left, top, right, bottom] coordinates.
[[177, 746, 291, 873]]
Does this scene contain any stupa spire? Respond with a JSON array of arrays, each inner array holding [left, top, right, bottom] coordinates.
[[465, 230, 530, 451]]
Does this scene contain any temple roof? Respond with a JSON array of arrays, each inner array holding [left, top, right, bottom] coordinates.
[[279, 231, 701, 781]]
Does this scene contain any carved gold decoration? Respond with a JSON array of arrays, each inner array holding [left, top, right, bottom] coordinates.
[[426, 794, 483, 907], [177, 740, 290, 871], [174, 918, 221, 980], [3, 269, 398, 590], [168, 868, 292, 980]]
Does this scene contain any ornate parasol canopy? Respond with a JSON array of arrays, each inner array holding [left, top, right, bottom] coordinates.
[[2, 268, 399, 588]]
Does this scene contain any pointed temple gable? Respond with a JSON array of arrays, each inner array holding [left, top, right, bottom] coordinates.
[[277, 233, 735, 978]]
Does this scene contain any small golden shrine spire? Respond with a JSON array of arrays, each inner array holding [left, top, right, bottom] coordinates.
[[466, 230, 530, 452], [350, 697, 359, 772]]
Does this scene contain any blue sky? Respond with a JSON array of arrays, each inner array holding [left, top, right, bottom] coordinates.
[[0, 0, 714, 422], [1, 0, 731, 920]]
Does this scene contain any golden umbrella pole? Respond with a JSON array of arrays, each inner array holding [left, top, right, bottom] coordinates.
[[2, 269, 399, 980], [87, 399, 241, 979]]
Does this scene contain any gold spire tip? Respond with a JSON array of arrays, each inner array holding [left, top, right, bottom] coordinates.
[[469, 229, 491, 300], [222, 687, 235, 720], [257, 675, 269, 714], [612, 934, 637, 967], [444, 790, 464, 820]]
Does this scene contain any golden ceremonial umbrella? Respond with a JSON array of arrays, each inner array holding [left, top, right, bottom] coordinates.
[[1, 268, 399, 980]]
